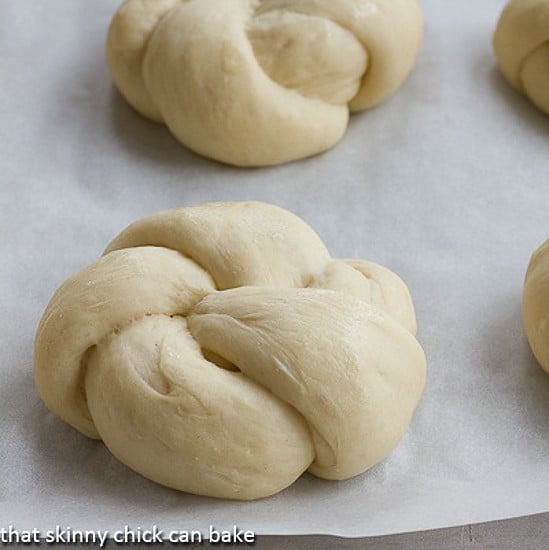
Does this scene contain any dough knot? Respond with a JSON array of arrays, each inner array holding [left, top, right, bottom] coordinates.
[[34, 202, 426, 500], [494, 0, 549, 115], [107, 0, 423, 166]]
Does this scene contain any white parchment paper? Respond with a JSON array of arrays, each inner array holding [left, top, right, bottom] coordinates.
[[1, 0, 549, 538]]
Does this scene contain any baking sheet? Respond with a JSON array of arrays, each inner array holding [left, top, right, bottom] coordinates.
[[2, 0, 549, 538]]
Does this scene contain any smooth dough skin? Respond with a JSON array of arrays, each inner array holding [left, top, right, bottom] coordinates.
[[493, 0, 549, 115], [106, 0, 423, 167], [34, 202, 426, 500], [523, 240, 549, 373]]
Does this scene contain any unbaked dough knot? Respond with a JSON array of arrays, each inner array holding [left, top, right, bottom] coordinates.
[[494, 0, 549, 115], [34, 202, 426, 500], [106, 0, 423, 166]]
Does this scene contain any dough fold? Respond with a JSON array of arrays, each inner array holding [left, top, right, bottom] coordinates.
[[107, 0, 423, 166], [35, 201, 426, 500], [189, 287, 425, 480]]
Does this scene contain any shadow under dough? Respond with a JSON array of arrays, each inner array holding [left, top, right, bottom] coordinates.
[[108, 87, 221, 172]]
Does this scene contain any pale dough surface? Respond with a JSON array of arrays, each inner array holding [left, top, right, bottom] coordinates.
[[106, 0, 423, 167], [493, 0, 549, 115], [523, 240, 549, 373], [34, 201, 426, 500]]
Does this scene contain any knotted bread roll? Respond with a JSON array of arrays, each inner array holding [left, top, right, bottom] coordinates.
[[493, 0, 549, 115], [523, 240, 549, 373], [34, 202, 426, 500], [107, 0, 423, 166]]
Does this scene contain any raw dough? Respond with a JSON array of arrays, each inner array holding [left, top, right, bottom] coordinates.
[[523, 240, 549, 373], [493, 0, 549, 115], [34, 202, 426, 500], [106, 0, 423, 167]]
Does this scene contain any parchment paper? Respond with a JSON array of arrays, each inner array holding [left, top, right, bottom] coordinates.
[[1, 0, 549, 538]]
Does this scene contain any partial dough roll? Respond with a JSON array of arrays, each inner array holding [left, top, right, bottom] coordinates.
[[493, 0, 549, 115], [523, 240, 549, 373], [34, 202, 426, 500], [106, 0, 423, 167]]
